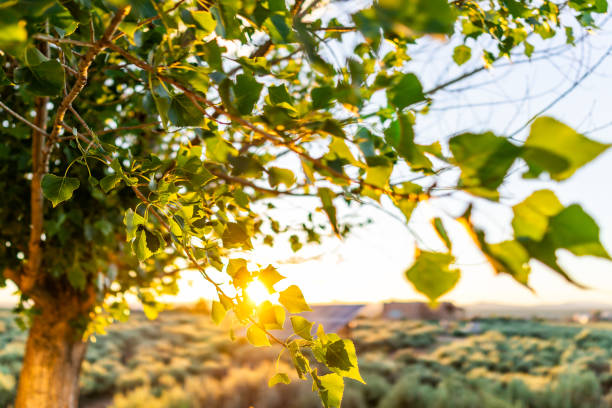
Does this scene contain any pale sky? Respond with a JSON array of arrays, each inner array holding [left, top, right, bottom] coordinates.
[[175, 22, 612, 306], [2, 8, 612, 308]]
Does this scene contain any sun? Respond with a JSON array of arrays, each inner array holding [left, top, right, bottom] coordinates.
[[245, 280, 274, 305]]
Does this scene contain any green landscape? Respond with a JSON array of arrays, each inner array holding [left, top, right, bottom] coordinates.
[[2, 307, 612, 407]]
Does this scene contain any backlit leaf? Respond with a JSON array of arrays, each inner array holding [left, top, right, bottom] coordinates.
[[522, 117, 610, 180], [453, 45, 471, 65], [387, 73, 425, 110], [291, 315, 313, 340], [246, 324, 271, 347], [318, 188, 339, 235], [449, 132, 521, 199], [268, 373, 291, 387], [259, 265, 285, 293], [279, 285, 311, 313], [312, 371, 344, 408], [512, 189, 563, 241], [405, 251, 459, 305], [41, 174, 80, 207], [211, 300, 226, 325], [269, 167, 295, 188], [234, 73, 263, 115], [168, 94, 204, 127], [432, 217, 452, 250]]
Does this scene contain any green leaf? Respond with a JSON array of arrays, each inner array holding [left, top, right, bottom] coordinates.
[[432, 217, 452, 250], [123, 209, 145, 242], [356, 0, 455, 39], [67, 268, 86, 291], [264, 13, 292, 43], [313, 371, 344, 408], [259, 265, 285, 293], [387, 73, 425, 110], [268, 84, 292, 105], [327, 137, 361, 168], [212, 2, 242, 39], [453, 45, 471, 65], [168, 94, 204, 127], [133, 228, 161, 261], [318, 187, 339, 235], [211, 300, 227, 325], [41, 174, 80, 207], [405, 251, 460, 305], [483, 240, 531, 286], [258, 301, 285, 330], [290, 315, 313, 340], [547, 204, 610, 259], [205, 135, 238, 163], [279, 285, 311, 313], [222, 222, 252, 249], [384, 113, 431, 169], [234, 73, 263, 115], [118, 22, 139, 44], [191, 10, 217, 34], [268, 167, 295, 188], [596, 0, 608, 13], [522, 117, 610, 181], [100, 174, 122, 193], [227, 258, 248, 278], [512, 189, 563, 241], [17, 60, 65, 97], [268, 373, 291, 387], [325, 337, 364, 383], [246, 324, 271, 347], [0, 9, 27, 56], [325, 339, 352, 371], [516, 202, 610, 286], [363, 156, 393, 201], [312, 86, 334, 110], [449, 132, 521, 199]]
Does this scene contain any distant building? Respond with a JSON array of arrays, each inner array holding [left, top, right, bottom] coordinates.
[[273, 304, 370, 338], [260, 301, 465, 341], [381, 301, 465, 321], [571, 313, 591, 324]]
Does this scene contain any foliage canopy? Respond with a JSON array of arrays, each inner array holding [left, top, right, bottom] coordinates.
[[0, 0, 610, 406]]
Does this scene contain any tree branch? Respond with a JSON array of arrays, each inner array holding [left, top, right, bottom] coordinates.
[[0, 101, 50, 136], [104, 42, 425, 202], [47, 6, 131, 147]]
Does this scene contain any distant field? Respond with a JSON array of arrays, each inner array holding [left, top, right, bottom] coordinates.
[[2, 310, 612, 407]]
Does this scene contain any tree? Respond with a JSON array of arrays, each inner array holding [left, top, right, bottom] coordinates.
[[0, 0, 610, 407]]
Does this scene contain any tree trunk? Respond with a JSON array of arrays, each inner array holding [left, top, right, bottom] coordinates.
[[14, 307, 88, 408]]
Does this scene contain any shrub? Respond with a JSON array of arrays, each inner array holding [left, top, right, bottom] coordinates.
[[360, 373, 392, 406], [117, 368, 150, 391], [377, 373, 436, 408], [111, 386, 191, 408], [0, 372, 16, 407]]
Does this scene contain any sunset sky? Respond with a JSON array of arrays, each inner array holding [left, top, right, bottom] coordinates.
[[174, 23, 612, 307]]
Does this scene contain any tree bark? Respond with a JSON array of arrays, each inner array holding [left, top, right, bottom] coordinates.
[[14, 306, 88, 408]]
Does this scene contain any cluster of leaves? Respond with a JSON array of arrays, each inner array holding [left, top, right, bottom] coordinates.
[[0, 0, 610, 406], [407, 117, 610, 304]]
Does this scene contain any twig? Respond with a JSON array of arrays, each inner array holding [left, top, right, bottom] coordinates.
[[508, 44, 612, 139], [208, 168, 313, 197], [32, 34, 93, 48], [105, 42, 426, 202], [97, 122, 159, 135], [0, 101, 50, 136], [48, 6, 131, 146]]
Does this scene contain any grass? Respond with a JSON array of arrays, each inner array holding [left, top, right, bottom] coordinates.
[[1, 310, 612, 407]]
